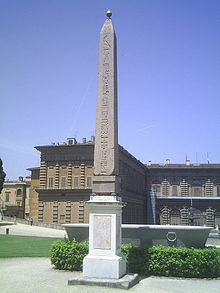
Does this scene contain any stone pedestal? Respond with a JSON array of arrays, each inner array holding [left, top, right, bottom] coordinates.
[[83, 194, 126, 279], [92, 176, 121, 194]]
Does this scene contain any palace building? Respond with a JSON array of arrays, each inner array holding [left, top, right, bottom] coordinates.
[[26, 137, 220, 228], [146, 161, 220, 227], [27, 137, 147, 225]]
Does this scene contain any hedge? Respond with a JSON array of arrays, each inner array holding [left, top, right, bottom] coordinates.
[[50, 239, 88, 271], [122, 244, 220, 278], [50, 239, 220, 278]]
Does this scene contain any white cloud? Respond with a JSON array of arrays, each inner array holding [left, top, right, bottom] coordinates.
[[136, 124, 157, 133]]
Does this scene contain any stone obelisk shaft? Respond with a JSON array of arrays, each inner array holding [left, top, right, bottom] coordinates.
[[82, 12, 126, 280], [94, 17, 119, 177]]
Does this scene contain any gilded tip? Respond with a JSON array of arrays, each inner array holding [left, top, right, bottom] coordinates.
[[106, 10, 112, 18]]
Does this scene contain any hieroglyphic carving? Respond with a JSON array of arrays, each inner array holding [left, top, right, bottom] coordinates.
[[100, 32, 111, 174], [94, 17, 119, 177]]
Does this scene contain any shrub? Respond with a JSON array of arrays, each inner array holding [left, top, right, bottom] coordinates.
[[50, 239, 88, 271], [122, 244, 149, 274], [146, 246, 220, 278], [50, 240, 220, 278]]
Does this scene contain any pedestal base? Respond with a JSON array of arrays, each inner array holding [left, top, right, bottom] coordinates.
[[68, 273, 139, 290], [83, 254, 126, 279]]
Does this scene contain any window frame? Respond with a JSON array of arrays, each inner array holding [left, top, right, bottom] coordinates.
[[17, 189, 22, 196], [73, 176, 79, 188], [87, 176, 92, 188], [48, 177, 54, 189], [60, 176, 66, 189], [5, 192, 10, 202]]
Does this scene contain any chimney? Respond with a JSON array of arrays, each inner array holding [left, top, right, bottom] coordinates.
[[186, 159, 190, 166], [67, 138, 77, 145], [166, 159, 170, 165], [148, 160, 151, 166], [83, 137, 86, 144]]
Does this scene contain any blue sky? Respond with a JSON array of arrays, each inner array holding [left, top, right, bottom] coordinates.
[[0, 0, 220, 180]]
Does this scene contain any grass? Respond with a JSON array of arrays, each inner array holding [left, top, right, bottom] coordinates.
[[1, 234, 219, 258], [0, 235, 61, 257], [215, 248, 220, 254]]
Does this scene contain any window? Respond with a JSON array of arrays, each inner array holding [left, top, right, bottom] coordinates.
[[87, 161, 93, 168], [5, 192, 10, 202], [87, 177, 92, 187], [172, 185, 178, 196], [217, 185, 220, 196], [60, 177, 66, 188], [73, 176, 79, 188], [48, 177, 54, 188], [192, 187, 202, 196], [74, 161, 79, 168], [171, 214, 180, 225], [60, 215, 65, 222], [17, 189, 22, 196]]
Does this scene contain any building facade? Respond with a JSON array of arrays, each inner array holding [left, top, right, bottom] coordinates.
[[27, 139, 220, 228], [28, 137, 147, 225], [0, 176, 31, 219], [146, 160, 220, 227]]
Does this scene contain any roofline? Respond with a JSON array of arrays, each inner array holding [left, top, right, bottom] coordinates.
[[35, 143, 94, 152], [27, 167, 40, 171], [156, 196, 220, 200], [146, 164, 220, 169]]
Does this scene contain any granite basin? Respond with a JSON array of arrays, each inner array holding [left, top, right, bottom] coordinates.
[[63, 224, 212, 248]]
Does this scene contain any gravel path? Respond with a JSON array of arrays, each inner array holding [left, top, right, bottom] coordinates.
[[0, 222, 67, 238], [0, 258, 220, 293]]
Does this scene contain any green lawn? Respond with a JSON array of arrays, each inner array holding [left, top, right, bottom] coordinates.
[[0, 235, 61, 257], [215, 248, 220, 254], [1, 234, 219, 258]]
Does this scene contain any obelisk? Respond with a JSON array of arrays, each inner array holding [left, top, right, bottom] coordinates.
[[82, 10, 126, 279], [92, 9, 120, 194]]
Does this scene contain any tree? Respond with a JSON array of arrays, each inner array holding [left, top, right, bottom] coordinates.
[[0, 158, 6, 194]]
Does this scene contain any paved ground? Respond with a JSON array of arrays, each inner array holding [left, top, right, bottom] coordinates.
[[0, 222, 67, 238], [0, 258, 220, 293], [0, 222, 220, 292]]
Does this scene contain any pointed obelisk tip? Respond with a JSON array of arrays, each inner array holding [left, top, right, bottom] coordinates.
[[106, 10, 112, 18]]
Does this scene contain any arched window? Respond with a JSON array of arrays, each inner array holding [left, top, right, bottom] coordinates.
[[17, 189, 22, 196]]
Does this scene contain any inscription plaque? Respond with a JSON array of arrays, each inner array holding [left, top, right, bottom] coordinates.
[[93, 215, 111, 250]]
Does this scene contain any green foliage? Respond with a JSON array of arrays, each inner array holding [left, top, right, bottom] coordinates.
[[0, 158, 6, 194], [122, 244, 149, 274], [145, 246, 220, 278], [50, 238, 88, 271], [50, 240, 220, 278]]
